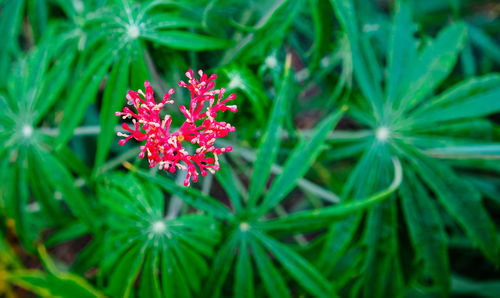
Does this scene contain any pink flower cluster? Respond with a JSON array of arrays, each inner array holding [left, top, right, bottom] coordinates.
[[115, 69, 237, 186]]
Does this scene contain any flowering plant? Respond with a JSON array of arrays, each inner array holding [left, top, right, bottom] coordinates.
[[115, 69, 237, 186]]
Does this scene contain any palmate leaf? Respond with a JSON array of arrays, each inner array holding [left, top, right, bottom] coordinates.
[[1, 146, 84, 250], [57, 0, 232, 167], [98, 173, 220, 298], [205, 224, 334, 298], [202, 152, 401, 298], [0, 47, 99, 250], [328, 0, 499, 295]]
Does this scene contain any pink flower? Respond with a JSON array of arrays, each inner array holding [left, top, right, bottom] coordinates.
[[115, 69, 237, 186]]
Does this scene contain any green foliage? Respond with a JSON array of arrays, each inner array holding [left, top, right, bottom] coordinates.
[[329, 0, 500, 295], [1, 0, 500, 297]]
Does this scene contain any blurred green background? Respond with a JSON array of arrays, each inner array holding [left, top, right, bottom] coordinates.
[[1, 0, 500, 297]]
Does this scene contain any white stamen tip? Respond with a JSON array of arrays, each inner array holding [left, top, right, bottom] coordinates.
[[127, 24, 140, 39], [265, 56, 278, 69], [376, 126, 390, 142], [239, 222, 250, 232], [54, 191, 63, 200], [151, 220, 166, 233], [22, 124, 33, 137], [228, 74, 243, 89]]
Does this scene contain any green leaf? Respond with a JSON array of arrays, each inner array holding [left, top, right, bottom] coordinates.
[[34, 50, 75, 124], [27, 153, 67, 222], [220, 0, 305, 64], [260, 157, 402, 233], [255, 231, 334, 297], [319, 142, 393, 273], [57, 46, 114, 147], [129, 40, 150, 90], [8, 270, 105, 298], [204, 232, 240, 297], [363, 198, 403, 298], [106, 244, 145, 297], [423, 143, 500, 160], [223, 66, 270, 124], [318, 219, 360, 276], [234, 234, 255, 298], [55, 143, 91, 178], [215, 160, 243, 212], [410, 74, 500, 125], [248, 56, 292, 206], [171, 242, 203, 294], [33, 149, 98, 231], [468, 25, 500, 65], [95, 54, 130, 171], [400, 169, 449, 295], [27, 0, 48, 41], [8, 271, 52, 297], [45, 222, 89, 247], [0, 0, 24, 84], [331, 0, 384, 117], [461, 37, 476, 76], [9, 246, 105, 298], [467, 175, 500, 205], [5, 155, 37, 251], [451, 275, 500, 298], [257, 108, 343, 215], [249, 240, 291, 298], [161, 245, 191, 298], [409, 118, 494, 140], [142, 30, 233, 50], [146, 13, 202, 30], [398, 22, 466, 110], [138, 250, 162, 298], [407, 150, 499, 264], [386, 0, 417, 104], [135, 169, 233, 219], [309, 0, 333, 72]]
